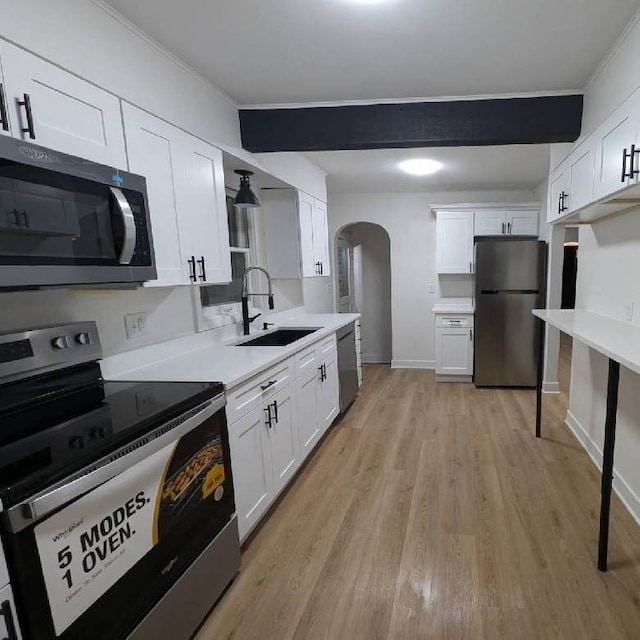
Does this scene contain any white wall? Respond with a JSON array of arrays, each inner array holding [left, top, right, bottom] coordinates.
[[329, 190, 535, 368], [254, 153, 328, 202], [348, 223, 392, 363], [564, 12, 640, 523]]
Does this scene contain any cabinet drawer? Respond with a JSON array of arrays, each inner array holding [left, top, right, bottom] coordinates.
[[0, 537, 8, 588], [226, 357, 295, 424], [317, 334, 337, 358], [435, 315, 474, 328], [294, 344, 319, 378]]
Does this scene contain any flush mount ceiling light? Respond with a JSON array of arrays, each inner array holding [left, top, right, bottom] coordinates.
[[234, 170, 260, 209], [398, 158, 443, 176]]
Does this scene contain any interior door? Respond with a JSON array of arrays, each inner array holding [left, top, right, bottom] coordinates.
[[122, 103, 186, 287], [1, 42, 126, 168], [336, 238, 354, 312]]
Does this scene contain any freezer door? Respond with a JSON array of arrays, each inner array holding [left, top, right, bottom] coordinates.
[[475, 239, 543, 291], [475, 292, 541, 387]]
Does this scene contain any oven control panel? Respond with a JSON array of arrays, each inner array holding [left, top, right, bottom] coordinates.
[[0, 322, 102, 382]]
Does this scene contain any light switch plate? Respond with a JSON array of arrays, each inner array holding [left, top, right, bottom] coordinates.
[[625, 300, 634, 322], [125, 312, 148, 339]]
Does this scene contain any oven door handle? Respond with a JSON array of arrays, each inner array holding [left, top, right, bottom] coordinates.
[[110, 186, 137, 265], [6, 394, 226, 533]]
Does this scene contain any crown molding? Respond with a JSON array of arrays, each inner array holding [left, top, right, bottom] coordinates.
[[431, 202, 541, 213], [240, 90, 582, 111]]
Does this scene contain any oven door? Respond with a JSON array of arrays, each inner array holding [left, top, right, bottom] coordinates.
[[0, 138, 155, 288], [2, 396, 235, 640]]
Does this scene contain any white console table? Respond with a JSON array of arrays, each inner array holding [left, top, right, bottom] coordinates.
[[533, 309, 640, 571]]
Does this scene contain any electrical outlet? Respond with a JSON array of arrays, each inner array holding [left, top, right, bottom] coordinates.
[[125, 312, 148, 339], [428, 283, 436, 294], [326, 282, 332, 294], [625, 300, 634, 322]]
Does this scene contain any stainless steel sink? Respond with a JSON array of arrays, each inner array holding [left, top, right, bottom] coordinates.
[[235, 328, 319, 347]]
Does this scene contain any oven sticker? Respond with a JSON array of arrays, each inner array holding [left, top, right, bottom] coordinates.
[[34, 429, 225, 636]]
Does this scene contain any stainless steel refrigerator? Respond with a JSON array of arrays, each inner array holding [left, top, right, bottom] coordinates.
[[474, 237, 547, 387]]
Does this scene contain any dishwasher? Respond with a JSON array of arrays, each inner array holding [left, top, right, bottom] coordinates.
[[337, 322, 359, 413]]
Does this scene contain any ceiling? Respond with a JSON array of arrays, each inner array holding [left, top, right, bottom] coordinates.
[[104, 0, 639, 105], [306, 145, 551, 193]]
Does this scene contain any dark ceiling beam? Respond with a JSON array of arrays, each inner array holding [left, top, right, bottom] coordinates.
[[239, 95, 583, 153]]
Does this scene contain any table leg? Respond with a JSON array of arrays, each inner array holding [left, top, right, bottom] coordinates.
[[535, 317, 545, 438], [598, 358, 620, 572]]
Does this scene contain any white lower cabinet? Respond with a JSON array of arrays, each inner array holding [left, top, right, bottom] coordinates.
[[228, 331, 343, 542], [296, 365, 321, 455], [229, 405, 275, 542], [318, 353, 340, 434], [267, 385, 301, 494], [435, 315, 474, 380], [0, 583, 21, 639]]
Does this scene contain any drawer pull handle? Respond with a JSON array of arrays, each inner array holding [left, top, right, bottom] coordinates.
[[0, 599, 18, 640], [260, 380, 277, 391]]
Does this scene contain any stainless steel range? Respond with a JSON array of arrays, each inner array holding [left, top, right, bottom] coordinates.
[[0, 322, 239, 639]]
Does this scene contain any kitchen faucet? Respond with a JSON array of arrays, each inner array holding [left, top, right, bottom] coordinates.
[[241, 266, 274, 335]]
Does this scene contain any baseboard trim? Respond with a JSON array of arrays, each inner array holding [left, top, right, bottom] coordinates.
[[391, 359, 435, 370], [361, 353, 391, 364], [543, 381, 560, 394], [565, 410, 640, 527]]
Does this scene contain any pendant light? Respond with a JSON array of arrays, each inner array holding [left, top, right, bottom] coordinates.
[[233, 170, 260, 209]]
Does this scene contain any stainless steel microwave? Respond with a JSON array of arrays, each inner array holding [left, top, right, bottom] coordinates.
[[0, 136, 156, 289]]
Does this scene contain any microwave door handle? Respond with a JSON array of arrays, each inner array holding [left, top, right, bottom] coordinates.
[[110, 187, 137, 265]]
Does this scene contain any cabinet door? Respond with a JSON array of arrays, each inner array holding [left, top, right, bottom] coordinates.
[[435, 327, 474, 376], [296, 365, 321, 457], [122, 104, 187, 287], [568, 138, 595, 212], [318, 353, 340, 435], [436, 212, 474, 274], [1, 42, 126, 168], [175, 138, 231, 284], [298, 192, 316, 277], [312, 199, 330, 277], [0, 584, 22, 639], [267, 385, 300, 494], [474, 210, 505, 236], [593, 96, 640, 201], [0, 58, 11, 138], [548, 166, 570, 224], [228, 406, 274, 542], [506, 211, 538, 236]]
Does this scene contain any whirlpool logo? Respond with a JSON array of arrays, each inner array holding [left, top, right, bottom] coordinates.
[[19, 145, 57, 163]]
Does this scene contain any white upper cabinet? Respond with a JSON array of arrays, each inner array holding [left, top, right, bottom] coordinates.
[[123, 103, 230, 287], [263, 189, 331, 279], [0, 42, 126, 168], [123, 104, 184, 286], [436, 211, 474, 274], [475, 209, 538, 236], [474, 210, 505, 236], [311, 199, 330, 276], [174, 139, 231, 284], [548, 164, 570, 224], [506, 210, 538, 236], [568, 137, 595, 213], [298, 191, 316, 278], [593, 93, 640, 202]]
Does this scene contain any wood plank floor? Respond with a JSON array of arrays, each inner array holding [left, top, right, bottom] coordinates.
[[196, 364, 640, 640]]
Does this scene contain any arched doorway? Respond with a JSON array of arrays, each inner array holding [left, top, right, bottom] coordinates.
[[335, 222, 392, 364]]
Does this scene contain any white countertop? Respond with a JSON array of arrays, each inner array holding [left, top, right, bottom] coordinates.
[[533, 309, 640, 376], [432, 303, 475, 314], [101, 313, 360, 388]]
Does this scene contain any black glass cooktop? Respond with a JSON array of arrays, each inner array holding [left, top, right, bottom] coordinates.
[[0, 363, 224, 506]]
